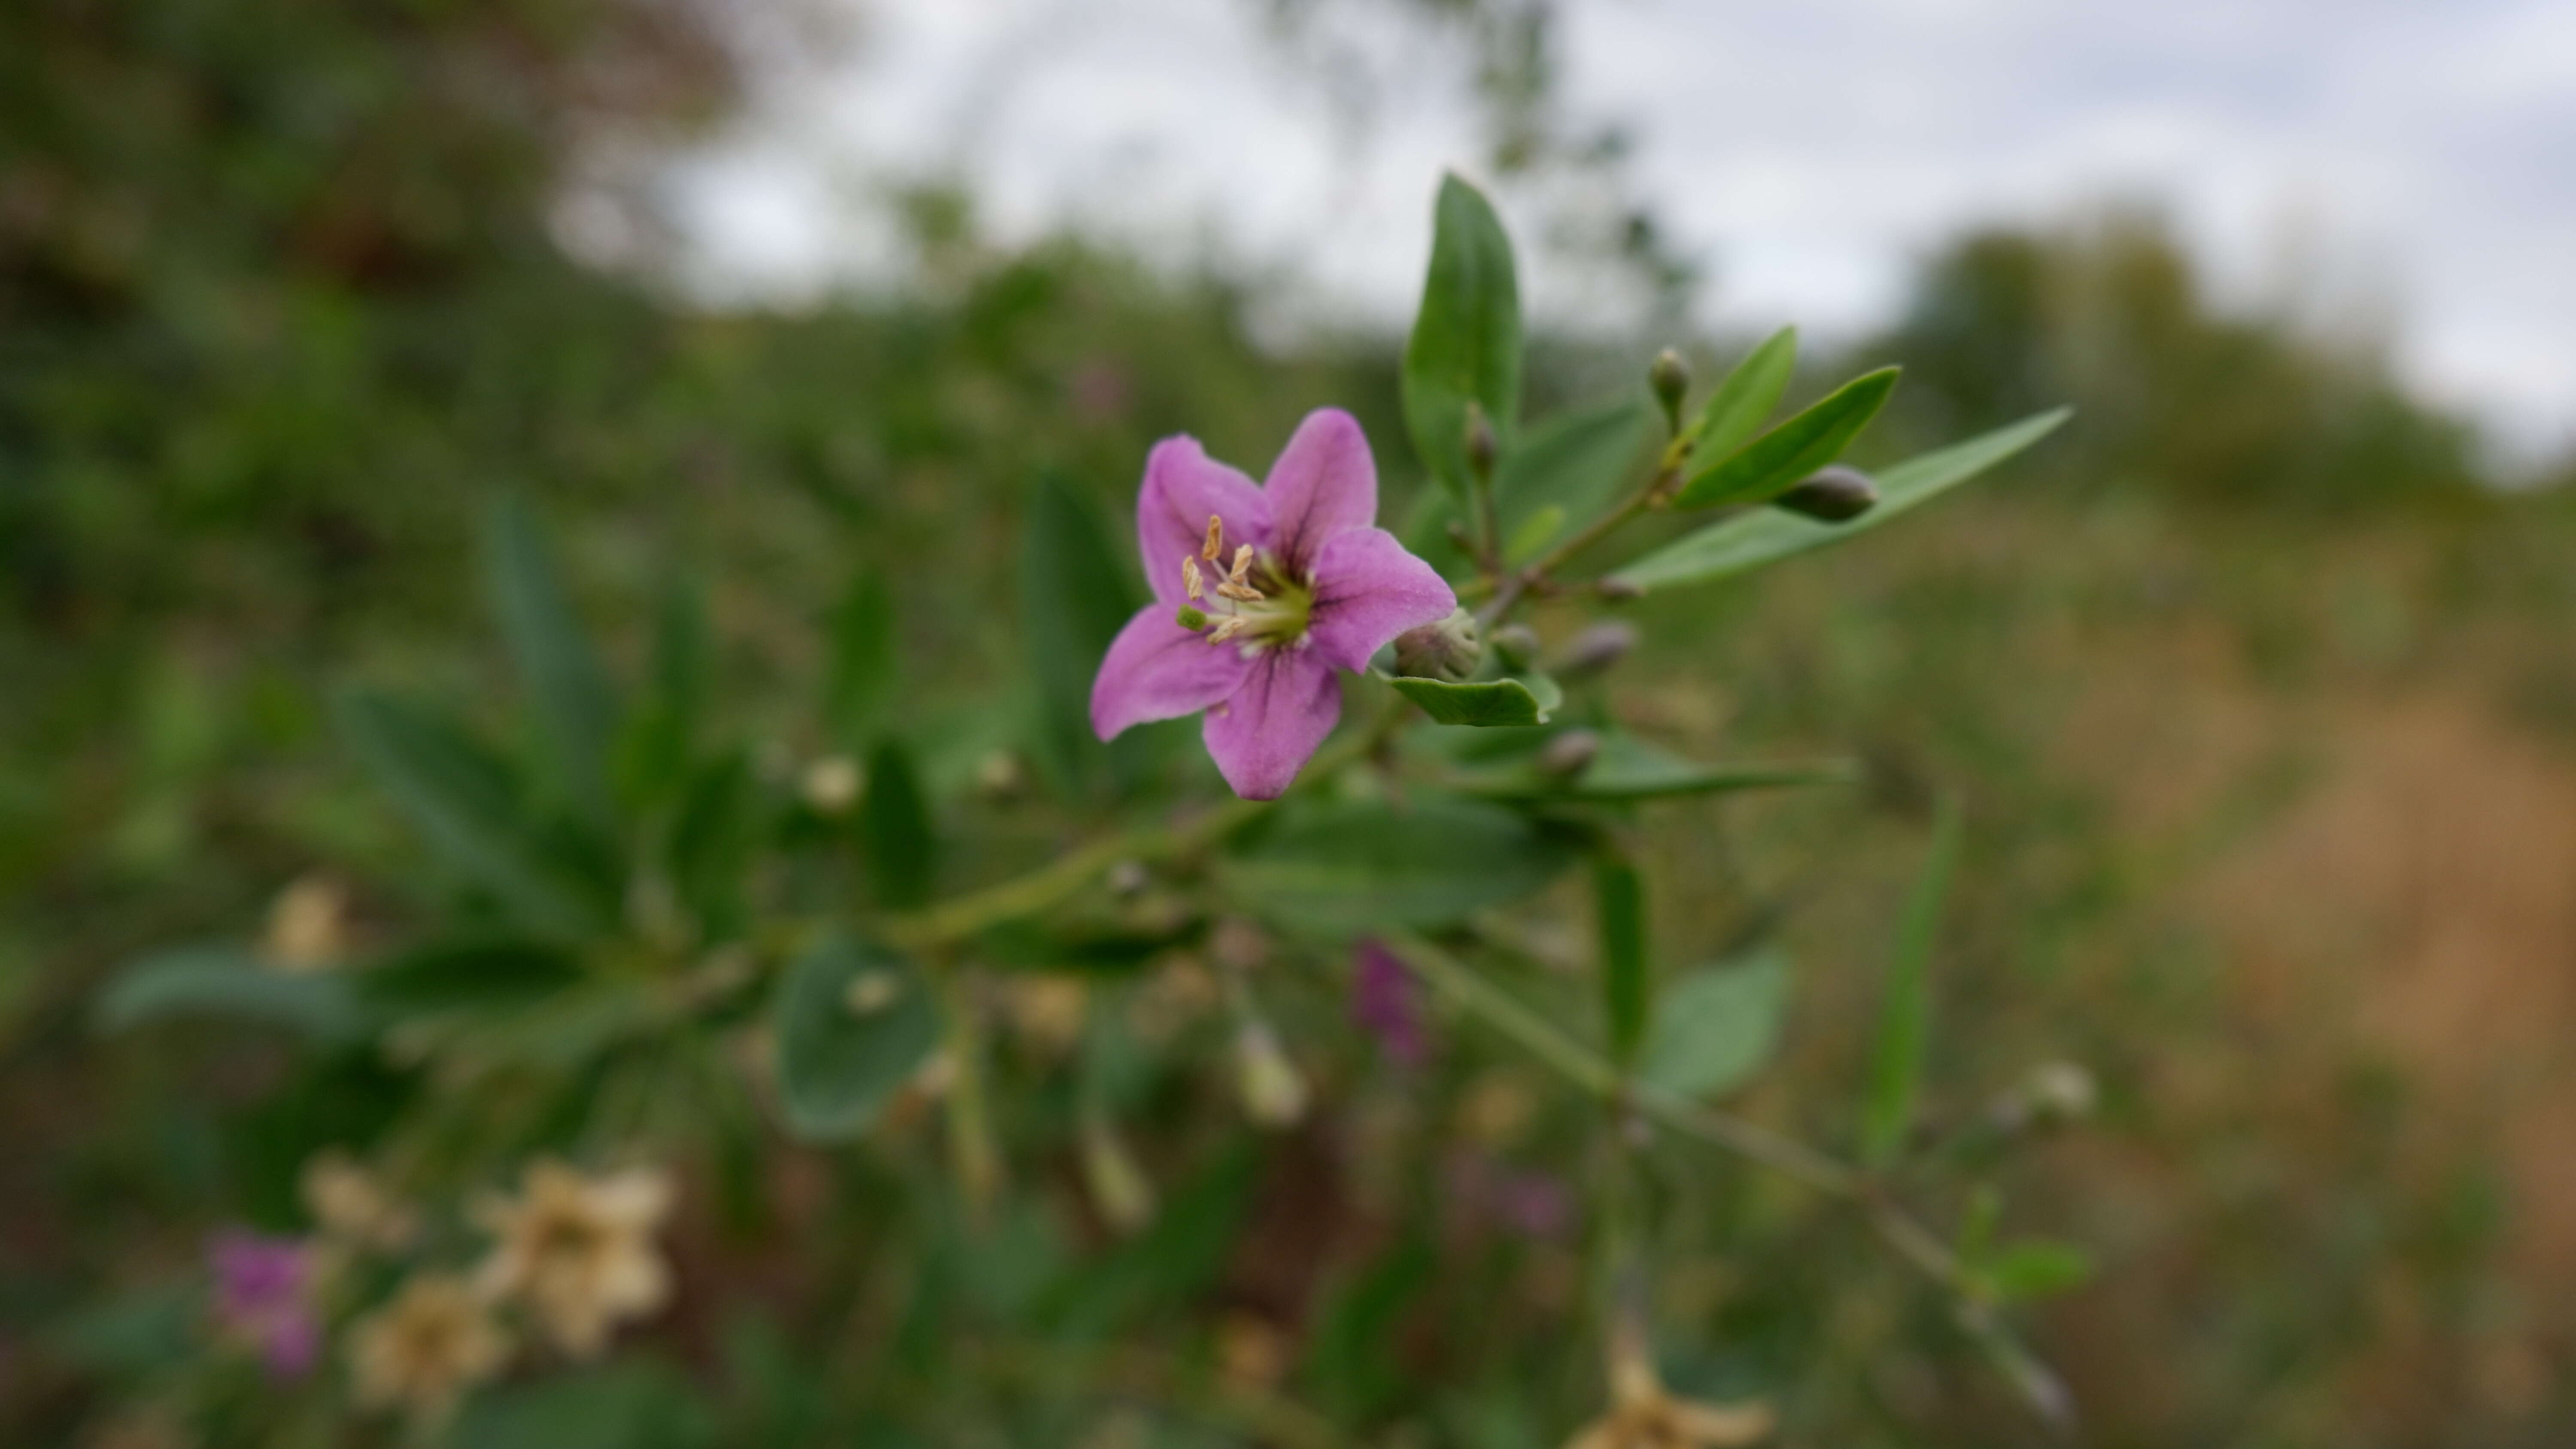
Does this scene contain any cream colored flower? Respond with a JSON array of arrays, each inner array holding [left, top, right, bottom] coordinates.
[[1564, 1322, 1774, 1449], [349, 1273, 508, 1421], [299, 1150, 416, 1252], [474, 1160, 674, 1358], [261, 876, 349, 972]]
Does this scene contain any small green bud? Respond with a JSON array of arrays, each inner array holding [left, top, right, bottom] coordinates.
[[1772, 465, 1878, 522], [1648, 348, 1691, 431], [1549, 621, 1637, 682], [1235, 1021, 1308, 1128], [1392, 607, 1483, 681], [1176, 604, 1209, 631], [1080, 1114, 1157, 1235], [1594, 576, 1646, 602], [1490, 623, 1540, 670], [1537, 729, 1601, 779], [1463, 402, 1498, 484]]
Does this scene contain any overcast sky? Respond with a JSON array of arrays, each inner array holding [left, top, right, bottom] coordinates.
[[673, 0, 2576, 460]]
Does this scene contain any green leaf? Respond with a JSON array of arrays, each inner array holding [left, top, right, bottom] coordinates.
[[484, 496, 620, 823], [1685, 326, 1798, 470], [859, 740, 937, 909], [92, 946, 365, 1043], [1860, 799, 1964, 1167], [1639, 946, 1791, 1100], [335, 688, 611, 937], [1495, 398, 1653, 539], [1454, 730, 1859, 801], [1595, 855, 1648, 1066], [353, 937, 582, 1017], [1502, 503, 1565, 564], [1613, 409, 2070, 593], [1020, 473, 1145, 791], [1986, 1240, 2096, 1301], [1391, 675, 1553, 728], [1221, 796, 1580, 936], [1403, 173, 1521, 500], [773, 935, 941, 1141], [447, 1358, 717, 1449], [668, 749, 761, 943], [1304, 1239, 1437, 1419], [614, 576, 709, 812], [824, 570, 897, 747], [1673, 367, 1899, 509]]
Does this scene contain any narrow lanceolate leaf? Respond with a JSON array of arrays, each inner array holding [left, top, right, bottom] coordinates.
[[1452, 730, 1858, 801], [773, 935, 941, 1141], [1640, 946, 1792, 1100], [824, 570, 896, 749], [336, 689, 611, 937], [1686, 326, 1798, 471], [1020, 473, 1141, 789], [614, 575, 708, 812], [93, 946, 365, 1043], [1220, 796, 1579, 936], [1985, 1240, 2096, 1302], [1613, 409, 2071, 593], [484, 496, 620, 823], [859, 740, 937, 910], [1595, 854, 1649, 1066], [1495, 398, 1653, 543], [1860, 798, 1965, 1168], [1673, 367, 1899, 510], [1403, 173, 1522, 500], [1391, 675, 1552, 728]]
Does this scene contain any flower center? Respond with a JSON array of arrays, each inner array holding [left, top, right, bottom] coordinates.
[[1176, 515, 1313, 655]]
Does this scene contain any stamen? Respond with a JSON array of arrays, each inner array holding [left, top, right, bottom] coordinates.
[[1202, 515, 1224, 562], [1215, 580, 1265, 603], [1229, 544, 1254, 584], [1208, 617, 1248, 644], [1181, 555, 1203, 601]]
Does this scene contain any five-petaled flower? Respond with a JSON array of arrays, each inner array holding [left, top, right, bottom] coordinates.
[[1091, 409, 1457, 799]]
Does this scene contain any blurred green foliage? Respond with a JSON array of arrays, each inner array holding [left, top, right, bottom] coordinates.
[[8, 3, 2576, 1448]]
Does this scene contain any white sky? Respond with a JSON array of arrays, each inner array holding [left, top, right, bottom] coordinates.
[[671, 0, 2576, 461]]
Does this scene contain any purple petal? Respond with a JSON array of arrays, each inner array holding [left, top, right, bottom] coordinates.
[[261, 1314, 321, 1380], [1091, 605, 1250, 740], [1304, 528, 1460, 673], [1201, 650, 1341, 799], [1261, 408, 1378, 574], [1137, 437, 1271, 605]]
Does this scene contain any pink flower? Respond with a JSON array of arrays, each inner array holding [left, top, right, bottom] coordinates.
[[207, 1231, 319, 1379], [1090, 409, 1457, 799]]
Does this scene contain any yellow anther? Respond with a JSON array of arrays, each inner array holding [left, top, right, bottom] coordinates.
[[1229, 544, 1254, 584], [1208, 617, 1249, 644], [1215, 581, 1265, 603], [1202, 515, 1224, 562], [1181, 555, 1204, 601]]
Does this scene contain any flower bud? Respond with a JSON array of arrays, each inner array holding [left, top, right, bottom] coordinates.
[[1537, 729, 1601, 779], [1463, 403, 1498, 484], [1490, 623, 1540, 670], [1234, 1020, 1308, 1128], [1080, 1116, 1157, 1235], [1648, 348, 1691, 430], [1392, 607, 1484, 682], [1549, 621, 1637, 681], [799, 755, 863, 815], [1773, 464, 1878, 522], [1594, 576, 1645, 602], [2021, 1060, 2097, 1125]]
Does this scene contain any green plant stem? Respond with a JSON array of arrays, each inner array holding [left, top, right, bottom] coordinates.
[[882, 711, 1407, 951], [1475, 444, 1685, 627], [1378, 931, 1978, 1299]]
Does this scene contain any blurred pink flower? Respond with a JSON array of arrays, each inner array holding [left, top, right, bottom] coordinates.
[[1090, 408, 1455, 799], [1350, 938, 1429, 1066], [207, 1231, 319, 1379]]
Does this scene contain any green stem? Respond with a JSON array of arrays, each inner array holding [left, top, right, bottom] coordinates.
[[1378, 931, 1975, 1297]]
